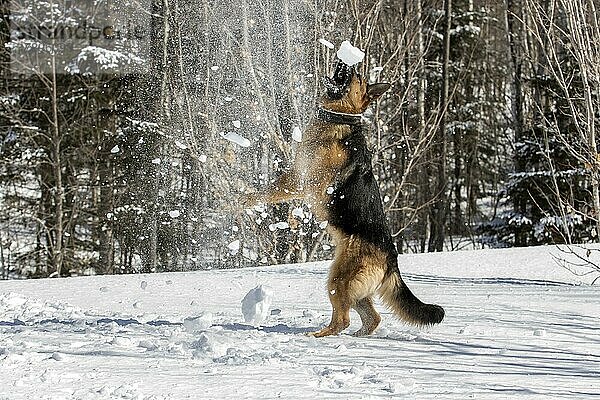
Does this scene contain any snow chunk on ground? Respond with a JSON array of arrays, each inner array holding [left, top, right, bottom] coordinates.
[[183, 312, 213, 332], [241, 285, 272, 326], [337, 41, 365, 66], [220, 132, 251, 148]]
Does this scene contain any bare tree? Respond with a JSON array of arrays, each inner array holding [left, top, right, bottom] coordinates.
[[428, 0, 452, 252], [524, 0, 599, 242]]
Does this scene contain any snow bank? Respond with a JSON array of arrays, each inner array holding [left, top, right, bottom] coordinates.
[[396, 245, 600, 285], [0, 292, 86, 323]]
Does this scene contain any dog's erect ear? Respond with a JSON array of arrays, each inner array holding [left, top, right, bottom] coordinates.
[[367, 83, 391, 100]]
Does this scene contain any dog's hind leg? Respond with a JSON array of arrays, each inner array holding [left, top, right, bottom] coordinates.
[[352, 297, 381, 336], [311, 276, 351, 337]]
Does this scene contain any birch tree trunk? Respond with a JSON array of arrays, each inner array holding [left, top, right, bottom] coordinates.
[[49, 1, 64, 276]]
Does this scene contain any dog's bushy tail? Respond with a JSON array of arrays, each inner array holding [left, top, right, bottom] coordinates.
[[378, 259, 444, 326]]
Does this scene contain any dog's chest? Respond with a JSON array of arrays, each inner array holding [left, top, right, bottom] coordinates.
[[296, 138, 349, 188]]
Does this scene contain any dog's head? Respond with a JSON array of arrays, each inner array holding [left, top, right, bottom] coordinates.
[[321, 62, 390, 114]]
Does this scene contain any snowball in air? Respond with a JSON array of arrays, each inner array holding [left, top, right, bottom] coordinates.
[[169, 210, 180, 218], [220, 132, 251, 148], [336, 41, 365, 66], [292, 126, 302, 142], [110, 145, 120, 154], [319, 38, 335, 49], [291, 207, 305, 219], [227, 239, 240, 255], [268, 221, 289, 231]]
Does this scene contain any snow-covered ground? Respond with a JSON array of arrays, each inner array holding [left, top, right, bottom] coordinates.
[[1, 246, 599, 399]]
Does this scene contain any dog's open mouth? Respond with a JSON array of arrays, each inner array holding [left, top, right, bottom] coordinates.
[[323, 61, 353, 99]]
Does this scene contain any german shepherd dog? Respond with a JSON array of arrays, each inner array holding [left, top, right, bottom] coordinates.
[[243, 62, 444, 337]]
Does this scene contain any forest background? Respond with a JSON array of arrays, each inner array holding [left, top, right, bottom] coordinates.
[[1, 0, 599, 278]]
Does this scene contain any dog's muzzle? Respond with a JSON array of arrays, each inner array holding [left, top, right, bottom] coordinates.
[[322, 61, 353, 99]]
